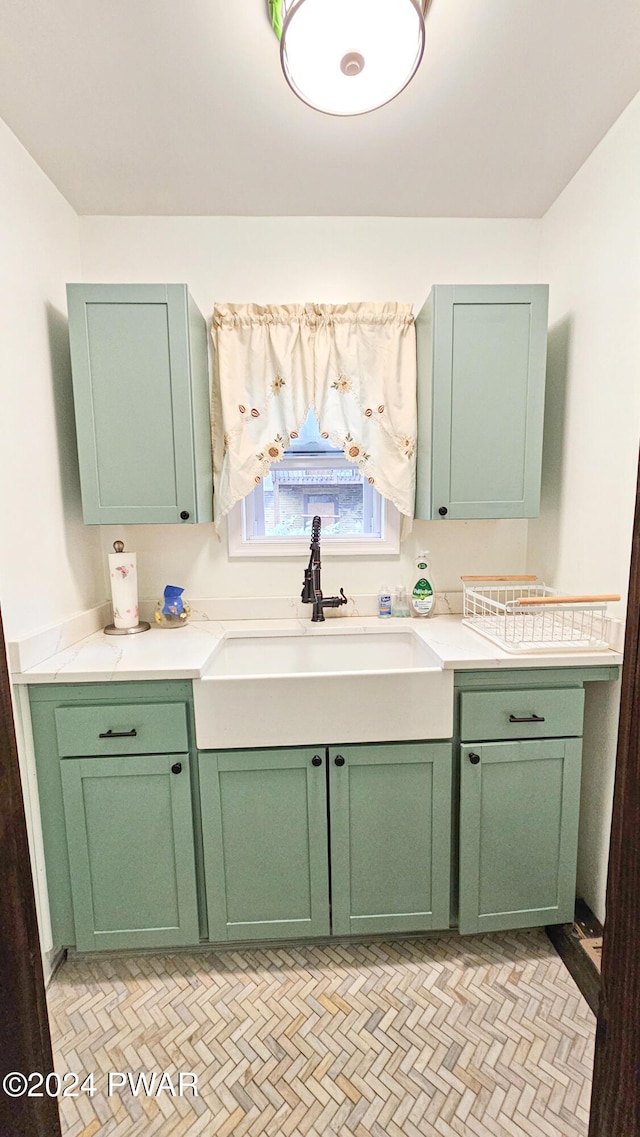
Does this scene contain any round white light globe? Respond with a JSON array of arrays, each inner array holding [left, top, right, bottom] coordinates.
[[280, 0, 426, 116]]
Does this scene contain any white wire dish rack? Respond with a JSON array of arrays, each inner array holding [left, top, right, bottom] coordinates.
[[461, 576, 620, 653]]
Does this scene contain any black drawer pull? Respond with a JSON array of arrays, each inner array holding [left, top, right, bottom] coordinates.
[[468, 752, 481, 765], [98, 728, 138, 739], [508, 713, 545, 724]]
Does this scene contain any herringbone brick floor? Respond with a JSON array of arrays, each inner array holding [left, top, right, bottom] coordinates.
[[47, 929, 594, 1137]]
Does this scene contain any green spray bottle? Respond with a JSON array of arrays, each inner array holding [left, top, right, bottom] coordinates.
[[410, 551, 435, 617]]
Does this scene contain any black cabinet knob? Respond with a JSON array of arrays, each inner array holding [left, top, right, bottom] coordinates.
[[311, 755, 322, 767], [171, 762, 183, 775], [468, 752, 481, 765], [334, 755, 345, 767], [438, 506, 448, 517], [180, 510, 190, 521]]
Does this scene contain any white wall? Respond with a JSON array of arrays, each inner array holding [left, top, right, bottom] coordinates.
[[0, 117, 106, 976], [530, 90, 640, 921], [80, 216, 541, 600], [0, 119, 104, 639]]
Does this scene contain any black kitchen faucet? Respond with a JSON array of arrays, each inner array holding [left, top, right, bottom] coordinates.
[[301, 515, 348, 622]]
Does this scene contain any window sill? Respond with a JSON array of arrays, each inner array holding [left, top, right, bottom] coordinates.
[[227, 502, 401, 558]]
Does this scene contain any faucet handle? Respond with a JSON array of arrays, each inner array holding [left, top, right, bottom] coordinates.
[[323, 589, 348, 610]]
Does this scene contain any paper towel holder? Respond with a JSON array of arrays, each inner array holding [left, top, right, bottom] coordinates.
[[104, 540, 151, 635]]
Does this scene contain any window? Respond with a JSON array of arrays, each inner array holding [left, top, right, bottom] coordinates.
[[227, 411, 400, 557]]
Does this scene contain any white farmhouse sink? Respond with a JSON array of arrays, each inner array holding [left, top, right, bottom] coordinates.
[[206, 629, 434, 677], [193, 626, 453, 749]]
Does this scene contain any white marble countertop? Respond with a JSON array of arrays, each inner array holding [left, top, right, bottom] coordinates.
[[11, 614, 623, 684]]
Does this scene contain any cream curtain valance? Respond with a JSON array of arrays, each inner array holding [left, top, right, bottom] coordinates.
[[211, 302, 417, 535]]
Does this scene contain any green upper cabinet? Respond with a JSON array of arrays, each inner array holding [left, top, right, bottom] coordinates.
[[415, 284, 549, 520], [66, 283, 213, 524]]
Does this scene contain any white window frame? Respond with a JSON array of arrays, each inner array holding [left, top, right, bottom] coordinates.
[[227, 455, 401, 557]]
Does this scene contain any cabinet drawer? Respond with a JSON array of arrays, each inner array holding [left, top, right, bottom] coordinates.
[[55, 703, 188, 757], [460, 687, 585, 741]]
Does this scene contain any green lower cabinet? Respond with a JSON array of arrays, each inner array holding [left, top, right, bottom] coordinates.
[[329, 742, 452, 936], [200, 742, 452, 943], [199, 748, 330, 941], [60, 753, 200, 951], [458, 739, 582, 935]]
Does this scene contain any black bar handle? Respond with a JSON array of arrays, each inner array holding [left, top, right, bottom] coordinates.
[[508, 713, 545, 724], [98, 728, 138, 739]]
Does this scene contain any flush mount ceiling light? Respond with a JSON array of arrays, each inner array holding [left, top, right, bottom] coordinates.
[[269, 0, 429, 117]]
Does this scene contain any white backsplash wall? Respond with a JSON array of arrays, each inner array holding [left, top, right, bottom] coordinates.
[[531, 89, 640, 923], [100, 517, 529, 607], [81, 215, 541, 600]]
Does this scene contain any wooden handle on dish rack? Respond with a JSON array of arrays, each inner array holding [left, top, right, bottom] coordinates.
[[513, 594, 621, 606], [461, 575, 538, 582]]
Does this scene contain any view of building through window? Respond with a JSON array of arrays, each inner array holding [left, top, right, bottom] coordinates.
[[244, 410, 384, 540]]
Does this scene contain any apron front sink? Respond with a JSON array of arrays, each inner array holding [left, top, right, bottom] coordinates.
[[193, 626, 453, 749]]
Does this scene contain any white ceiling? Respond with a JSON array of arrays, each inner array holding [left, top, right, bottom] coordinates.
[[1, 0, 640, 217]]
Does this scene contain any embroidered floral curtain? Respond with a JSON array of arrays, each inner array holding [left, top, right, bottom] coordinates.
[[211, 302, 417, 535]]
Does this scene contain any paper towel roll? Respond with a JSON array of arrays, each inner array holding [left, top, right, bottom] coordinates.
[[108, 548, 140, 629]]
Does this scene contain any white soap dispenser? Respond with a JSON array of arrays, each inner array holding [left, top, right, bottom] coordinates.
[[377, 585, 392, 618]]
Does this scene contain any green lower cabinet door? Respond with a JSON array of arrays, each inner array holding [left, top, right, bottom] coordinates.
[[60, 753, 200, 951], [458, 739, 582, 934], [199, 748, 330, 942], [329, 742, 452, 936]]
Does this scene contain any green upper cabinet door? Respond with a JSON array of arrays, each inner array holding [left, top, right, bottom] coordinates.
[[199, 748, 331, 942], [60, 752, 200, 951], [329, 742, 452, 937], [415, 284, 549, 520], [66, 283, 213, 524], [458, 738, 582, 935]]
